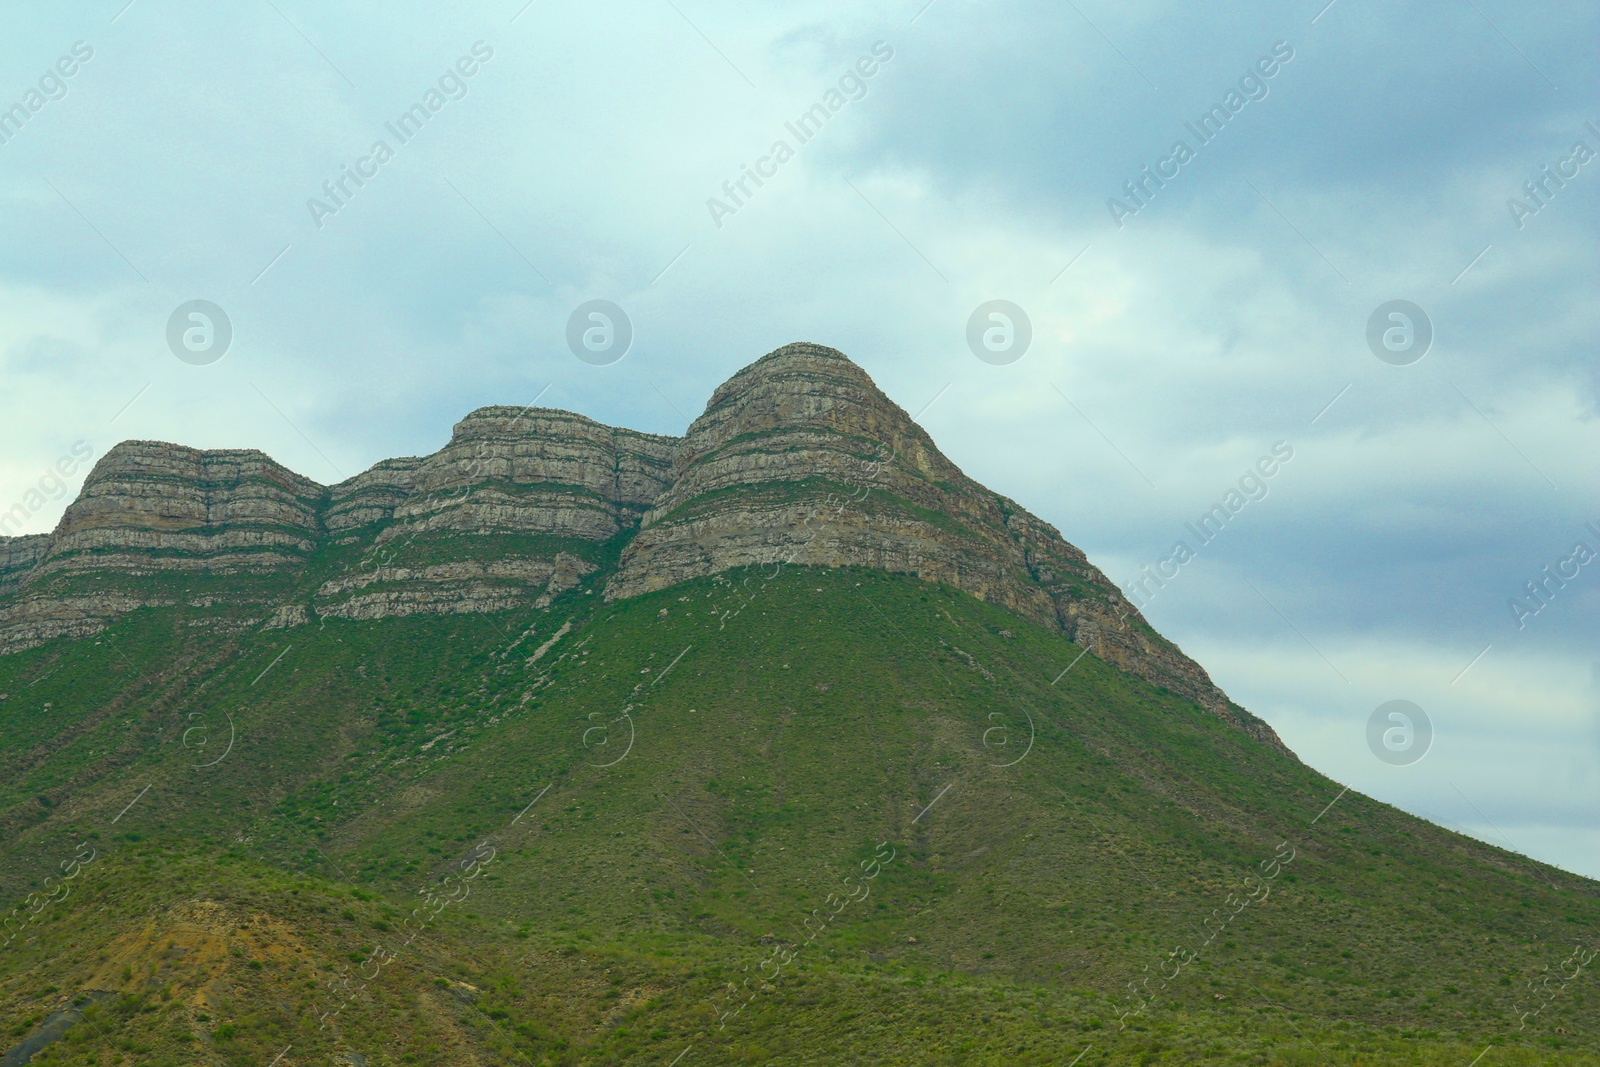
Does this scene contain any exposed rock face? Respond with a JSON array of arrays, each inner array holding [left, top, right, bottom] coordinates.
[[0, 413, 677, 649], [314, 554, 595, 621], [370, 409, 674, 546], [0, 444, 324, 653], [307, 410, 672, 621], [608, 345, 1035, 605], [0, 535, 49, 594], [0, 593, 155, 653], [36, 442, 326, 577], [603, 343, 1278, 749], [325, 457, 423, 536], [0, 343, 1285, 752]]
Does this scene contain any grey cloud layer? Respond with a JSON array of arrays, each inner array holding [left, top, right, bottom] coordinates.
[[0, 0, 1594, 874]]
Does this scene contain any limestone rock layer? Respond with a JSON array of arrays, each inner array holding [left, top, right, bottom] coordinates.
[[42, 442, 325, 577], [0, 342, 1285, 752]]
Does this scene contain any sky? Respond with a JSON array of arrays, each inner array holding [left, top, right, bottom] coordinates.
[[1, 1, 1596, 877]]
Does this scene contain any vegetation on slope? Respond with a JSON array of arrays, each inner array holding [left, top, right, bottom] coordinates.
[[0, 560, 1596, 1065]]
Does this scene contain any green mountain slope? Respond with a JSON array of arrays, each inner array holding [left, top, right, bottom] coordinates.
[[0, 560, 1595, 1066]]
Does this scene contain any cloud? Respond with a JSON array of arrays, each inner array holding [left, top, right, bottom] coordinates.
[[0, 0, 1595, 876]]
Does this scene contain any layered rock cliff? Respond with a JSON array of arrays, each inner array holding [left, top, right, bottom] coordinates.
[[0, 343, 1283, 751], [0, 444, 326, 652], [39, 442, 325, 577], [0, 536, 48, 595], [362, 408, 674, 547], [309, 409, 674, 621], [604, 344, 1276, 747]]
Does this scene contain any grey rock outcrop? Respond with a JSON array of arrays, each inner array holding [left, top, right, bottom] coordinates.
[[602, 343, 1279, 749], [325, 457, 424, 536], [369, 408, 674, 546], [0, 444, 323, 653], [0, 342, 1286, 752], [0, 411, 677, 649], [308, 409, 673, 621], [0, 535, 49, 595], [314, 554, 595, 621], [39, 441, 325, 577]]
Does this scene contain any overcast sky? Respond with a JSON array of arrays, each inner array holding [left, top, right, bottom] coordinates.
[[2, 1, 1596, 878]]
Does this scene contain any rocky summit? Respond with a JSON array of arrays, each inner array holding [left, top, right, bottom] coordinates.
[[0, 342, 1278, 749]]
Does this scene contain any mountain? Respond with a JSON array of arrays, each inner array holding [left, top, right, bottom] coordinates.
[[0, 344, 1275, 751], [0, 343, 1595, 1066]]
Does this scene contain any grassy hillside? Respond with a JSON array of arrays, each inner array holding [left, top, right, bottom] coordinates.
[[1, 559, 1596, 1065]]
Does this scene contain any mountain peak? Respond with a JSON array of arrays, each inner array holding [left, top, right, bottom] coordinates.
[[695, 342, 890, 427], [737, 339, 858, 368], [0, 343, 1283, 751]]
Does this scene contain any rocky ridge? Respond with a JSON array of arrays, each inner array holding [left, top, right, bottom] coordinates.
[[0, 343, 1284, 751]]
